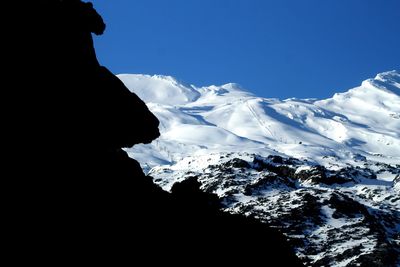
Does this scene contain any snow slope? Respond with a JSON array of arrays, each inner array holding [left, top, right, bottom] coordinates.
[[120, 70, 400, 174], [118, 70, 399, 266]]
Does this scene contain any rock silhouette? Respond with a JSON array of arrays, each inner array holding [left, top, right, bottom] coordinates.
[[11, 1, 304, 265]]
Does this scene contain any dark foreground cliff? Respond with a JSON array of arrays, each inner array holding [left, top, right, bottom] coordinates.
[[8, 1, 303, 265]]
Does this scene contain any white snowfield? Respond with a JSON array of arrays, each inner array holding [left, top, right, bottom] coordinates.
[[119, 71, 399, 266], [120, 70, 400, 176]]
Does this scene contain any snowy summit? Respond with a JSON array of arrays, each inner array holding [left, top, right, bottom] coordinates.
[[120, 70, 400, 174]]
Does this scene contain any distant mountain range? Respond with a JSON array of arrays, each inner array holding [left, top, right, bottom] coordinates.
[[119, 70, 399, 266], [121, 70, 399, 173]]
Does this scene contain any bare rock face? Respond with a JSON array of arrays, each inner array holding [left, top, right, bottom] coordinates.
[[395, 174, 400, 191]]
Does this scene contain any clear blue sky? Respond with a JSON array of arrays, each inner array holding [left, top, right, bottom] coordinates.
[[92, 0, 399, 99]]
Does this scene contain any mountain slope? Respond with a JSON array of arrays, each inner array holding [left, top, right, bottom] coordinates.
[[119, 71, 400, 266], [121, 70, 400, 172], [149, 152, 399, 266]]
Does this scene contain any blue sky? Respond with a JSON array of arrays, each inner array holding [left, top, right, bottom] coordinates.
[[92, 0, 399, 99]]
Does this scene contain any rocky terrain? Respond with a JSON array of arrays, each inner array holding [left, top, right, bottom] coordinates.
[[150, 152, 400, 266]]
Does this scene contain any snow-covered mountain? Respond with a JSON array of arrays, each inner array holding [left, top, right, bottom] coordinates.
[[119, 70, 400, 266], [121, 70, 399, 172]]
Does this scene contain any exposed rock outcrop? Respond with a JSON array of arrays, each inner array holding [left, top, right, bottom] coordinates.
[[150, 152, 400, 266], [394, 174, 400, 191]]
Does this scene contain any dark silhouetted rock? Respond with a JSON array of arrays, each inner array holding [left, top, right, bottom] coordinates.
[[8, 1, 303, 266]]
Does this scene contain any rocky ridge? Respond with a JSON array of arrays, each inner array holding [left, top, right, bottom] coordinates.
[[150, 152, 400, 266]]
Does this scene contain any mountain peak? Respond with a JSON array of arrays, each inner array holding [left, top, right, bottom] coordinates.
[[124, 70, 399, 172], [361, 70, 400, 96], [375, 70, 400, 83], [220, 82, 247, 91], [117, 74, 200, 105]]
